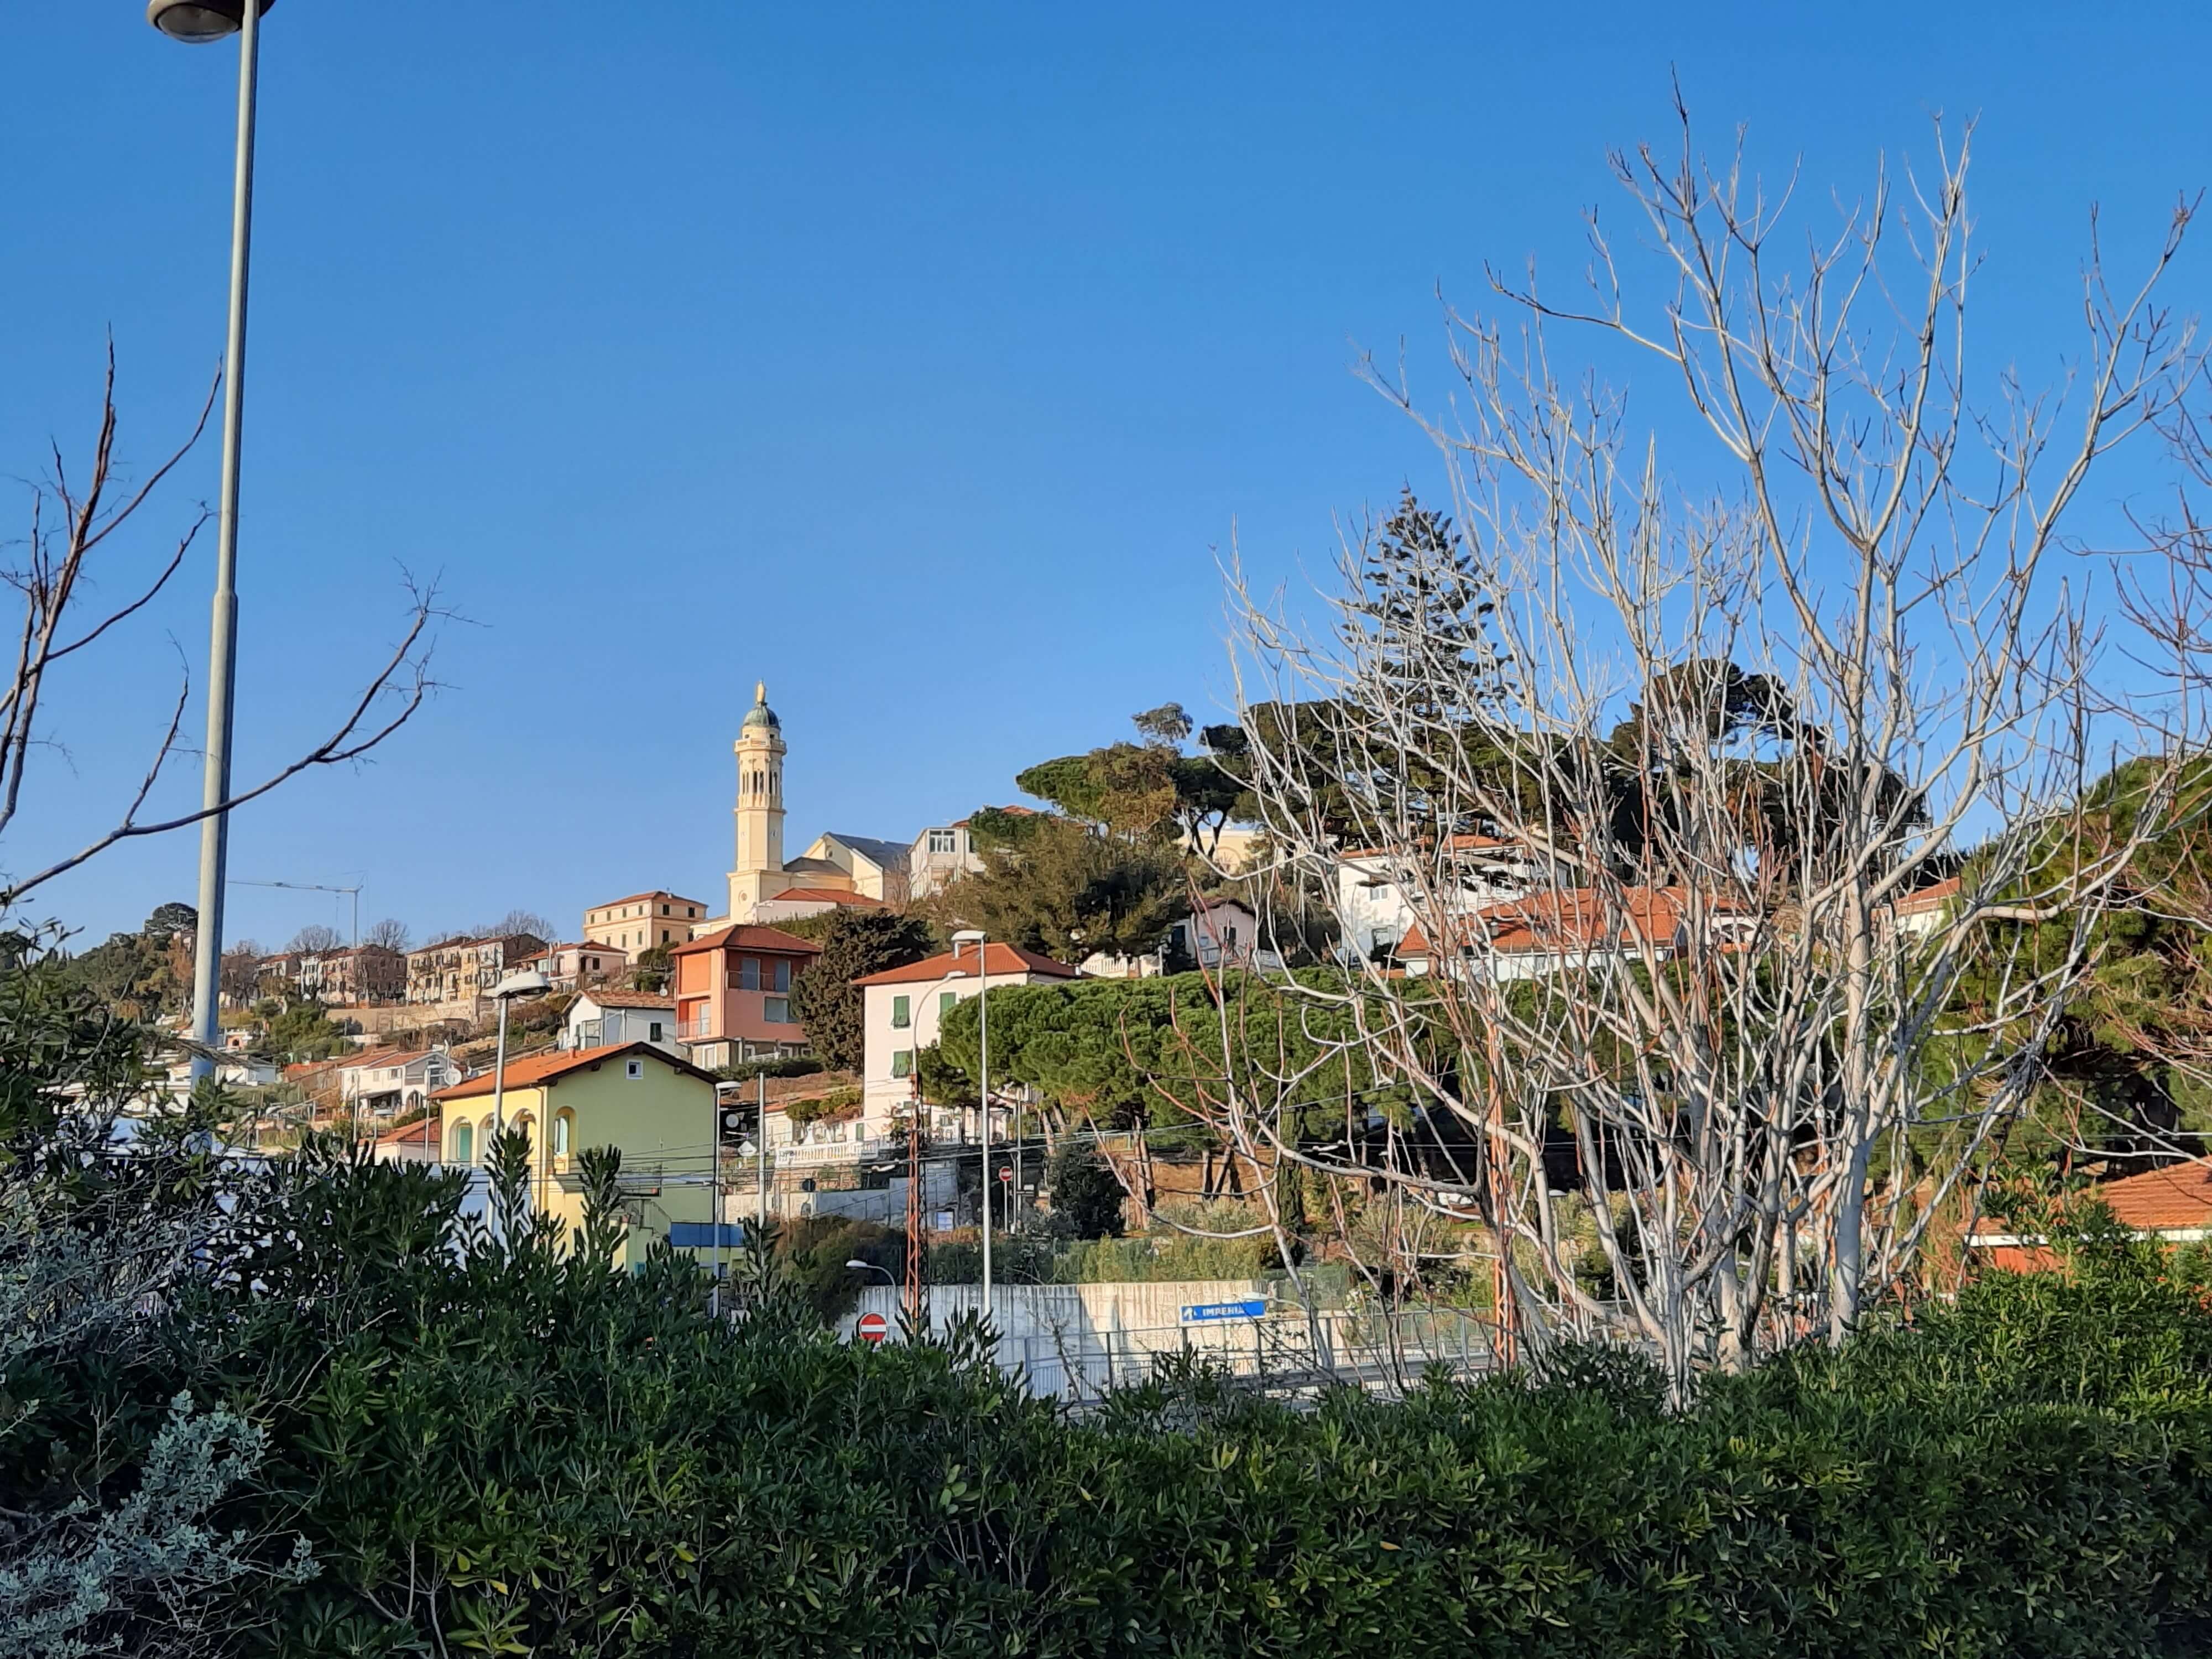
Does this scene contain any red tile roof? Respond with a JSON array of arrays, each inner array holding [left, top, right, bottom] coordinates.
[[1397, 886, 1751, 958], [1893, 876, 1963, 915], [575, 988, 676, 1011], [1339, 833, 1527, 861], [669, 923, 825, 959], [852, 941, 1081, 987], [2090, 1160, 2212, 1233], [759, 887, 885, 909], [430, 1041, 718, 1102]]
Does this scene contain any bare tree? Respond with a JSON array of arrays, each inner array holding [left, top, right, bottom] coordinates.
[[362, 917, 411, 953], [284, 924, 343, 955], [480, 909, 555, 945], [1225, 108, 2205, 1387], [217, 940, 263, 1005], [0, 348, 446, 911]]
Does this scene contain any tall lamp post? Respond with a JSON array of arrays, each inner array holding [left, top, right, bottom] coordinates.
[[152, 0, 277, 1079], [949, 928, 992, 1322], [487, 969, 550, 1237]]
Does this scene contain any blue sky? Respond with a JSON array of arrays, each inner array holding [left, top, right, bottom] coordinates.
[[5, 2, 2205, 949]]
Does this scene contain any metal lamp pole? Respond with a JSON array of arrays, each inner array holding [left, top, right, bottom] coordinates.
[[154, 0, 272, 1079], [951, 929, 992, 1322]]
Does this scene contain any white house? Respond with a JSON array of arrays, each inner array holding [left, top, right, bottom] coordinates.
[[563, 988, 681, 1055], [1889, 876, 1963, 940], [338, 1047, 467, 1118], [517, 941, 629, 992], [1079, 897, 1285, 979], [903, 807, 1042, 900], [851, 940, 1081, 1150], [1396, 886, 1757, 982], [1336, 834, 1551, 961]]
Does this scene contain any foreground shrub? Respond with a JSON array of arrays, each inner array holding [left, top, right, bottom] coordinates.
[[143, 1152, 2210, 1658], [13, 1058, 2212, 1657]]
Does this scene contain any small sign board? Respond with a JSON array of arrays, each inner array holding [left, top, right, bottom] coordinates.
[[1180, 1298, 1267, 1324], [856, 1312, 890, 1344]]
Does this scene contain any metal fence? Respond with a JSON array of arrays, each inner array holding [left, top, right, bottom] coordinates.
[[991, 1307, 1500, 1404]]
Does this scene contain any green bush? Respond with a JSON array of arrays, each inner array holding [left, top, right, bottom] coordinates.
[[17, 1091, 2212, 1656]]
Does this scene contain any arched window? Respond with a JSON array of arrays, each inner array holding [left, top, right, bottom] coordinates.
[[451, 1120, 473, 1164], [553, 1110, 573, 1159]]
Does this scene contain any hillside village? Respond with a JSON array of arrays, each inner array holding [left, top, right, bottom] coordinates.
[[66, 656, 2212, 1281], [20, 21, 2212, 1646]]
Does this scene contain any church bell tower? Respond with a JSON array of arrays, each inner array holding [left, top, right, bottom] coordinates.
[[728, 681, 787, 921]]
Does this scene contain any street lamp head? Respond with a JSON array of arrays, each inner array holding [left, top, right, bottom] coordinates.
[[148, 0, 274, 43], [492, 970, 551, 1001], [844, 1259, 872, 1272]]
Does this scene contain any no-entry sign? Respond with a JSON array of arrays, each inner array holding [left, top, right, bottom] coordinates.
[[856, 1311, 890, 1344]]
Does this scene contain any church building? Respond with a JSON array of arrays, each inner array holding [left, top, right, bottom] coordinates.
[[719, 683, 914, 926]]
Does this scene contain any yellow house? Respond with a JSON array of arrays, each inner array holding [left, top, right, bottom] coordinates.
[[431, 1041, 729, 1270]]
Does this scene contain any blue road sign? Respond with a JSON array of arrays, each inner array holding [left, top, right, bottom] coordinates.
[[1180, 1298, 1267, 1323]]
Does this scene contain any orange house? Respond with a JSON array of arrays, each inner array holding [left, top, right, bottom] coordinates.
[[1967, 1159, 2212, 1271], [669, 923, 821, 1068]]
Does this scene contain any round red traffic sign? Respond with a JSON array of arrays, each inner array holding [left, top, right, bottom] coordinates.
[[856, 1312, 889, 1344]]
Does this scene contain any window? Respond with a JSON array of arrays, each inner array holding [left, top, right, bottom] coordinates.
[[764, 997, 790, 1024], [452, 1121, 473, 1164], [649, 1020, 663, 1041], [740, 958, 760, 991], [891, 1050, 912, 1078], [928, 828, 958, 854], [891, 994, 910, 1029], [660, 904, 670, 916], [625, 1059, 644, 1080], [660, 929, 670, 943], [773, 958, 790, 993], [940, 991, 958, 1020], [553, 1113, 572, 1157]]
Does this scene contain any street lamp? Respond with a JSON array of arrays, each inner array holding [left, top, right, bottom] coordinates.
[[845, 1260, 896, 1286], [950, 928, 992, 1321], [156, 0, 275, 1079], [149, 0, 274, 41], [488, 970, 550, 1136]]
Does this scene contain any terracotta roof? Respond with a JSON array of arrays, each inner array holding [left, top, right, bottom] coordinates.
[[852, 941, 1081, 987], [575, 988, 676, 1011], [1397, 887, 1752, 958], [2090, 1160, 2212, 1232], [670, 923, 824, 959], [1340, 833, 1527, 862], [588, 890, 708, 911], [431, 1040, 719, 1102], [373, 1121, 441, 1150], [758, 887, 884, 910], [1893, 876, 1964, 915]]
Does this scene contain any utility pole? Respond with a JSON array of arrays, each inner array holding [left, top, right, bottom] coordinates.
[[904, 1102, 925, 1329], [709, 1086, 724, 1319]]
